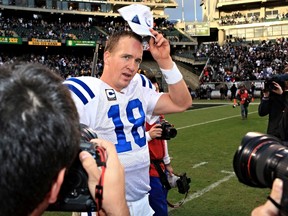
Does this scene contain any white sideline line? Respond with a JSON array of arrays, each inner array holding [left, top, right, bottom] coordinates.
[[192, 162, 208, 168], [169, 171, 235, 212], [221, 170, 234, 174], [187, 104, 228, 112], [177, 111, 258, 131], [186, 102, 259, 112]]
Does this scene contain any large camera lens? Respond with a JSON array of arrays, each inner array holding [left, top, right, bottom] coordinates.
[[167, 127, 177, 139], [233, 132, 288, 188], [60, 158, 89, 194]]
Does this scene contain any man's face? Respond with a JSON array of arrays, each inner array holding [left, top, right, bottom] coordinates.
[[104, 36, 143, 91]]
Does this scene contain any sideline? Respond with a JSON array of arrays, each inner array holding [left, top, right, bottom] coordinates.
[[186, 102, 259, 112], [187, 104, 228, 112], [169, 171, 235, 212], [177, 111, 258, 131], [192, 162, 208, 169]]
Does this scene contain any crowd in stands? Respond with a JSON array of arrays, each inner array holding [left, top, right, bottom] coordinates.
[[0, 15, 107, 41], [199, 37, 288, 83], [0, 13, 191, 43], [0, 15, 189, 42], [0, 53, 104, 79], [0, 29, 14, 37], [218, 11, 288, 26], [219, 11, 261, 26], [101, 18, 190, 42]]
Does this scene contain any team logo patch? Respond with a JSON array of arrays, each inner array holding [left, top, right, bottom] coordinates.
[[105, 89, 117, 101]]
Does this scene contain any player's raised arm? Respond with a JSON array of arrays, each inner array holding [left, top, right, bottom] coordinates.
[[148, 29, 192, 115]]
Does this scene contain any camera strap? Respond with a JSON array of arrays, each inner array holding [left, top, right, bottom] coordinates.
[[167, 188, 189, 208], [267, 196, 282, 210], [151, 160, 171, 190], [94, 146, 107, 212], [151, 160, 189, 209]]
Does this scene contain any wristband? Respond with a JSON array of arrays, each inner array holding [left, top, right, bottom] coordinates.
[[163, 158, 171, 165], [145, 131, 152, 142], [160, 62, 183, 84]]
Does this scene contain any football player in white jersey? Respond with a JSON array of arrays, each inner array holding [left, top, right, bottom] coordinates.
[[64, 29, 192, 215]]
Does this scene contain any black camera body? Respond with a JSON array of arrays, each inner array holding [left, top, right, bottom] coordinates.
[[176, 173, 191, 194], [233, 132, 288, 216], [167, 173, 191, 194], [47, 124, 100, 212], [264, 78, 279, 91], [264, 74, 287, 92], [157, 120, 177, 140]]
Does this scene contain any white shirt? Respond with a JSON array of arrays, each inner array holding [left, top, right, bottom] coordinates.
[[64, 73, 161, 201]]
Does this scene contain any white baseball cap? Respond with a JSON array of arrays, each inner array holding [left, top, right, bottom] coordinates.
[[118, 4, 154, 37]]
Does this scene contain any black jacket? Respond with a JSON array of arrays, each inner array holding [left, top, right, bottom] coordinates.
[[258, 92, 285, 138]]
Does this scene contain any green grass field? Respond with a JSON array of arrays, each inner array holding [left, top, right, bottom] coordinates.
[[166, 100, 271, 216], [44, 99, 272, 216]]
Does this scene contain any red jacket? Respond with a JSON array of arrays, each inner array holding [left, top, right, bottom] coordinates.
[[236, 89, 249, 105], [146, 119, 166, 177]]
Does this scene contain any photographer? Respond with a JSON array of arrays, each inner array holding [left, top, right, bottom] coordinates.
[[145, 73, 174, 216], [258, 67, 288, 142], [0, 63, 128, 216], [146, 117, 174, 216], [258, 80, 285, 138], [236, 84, 251, 120]]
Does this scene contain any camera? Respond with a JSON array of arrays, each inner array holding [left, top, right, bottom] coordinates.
[[233, 132, 288, 216], [157, 120, 177, 140], [264, 74, 288, 92], [167, 173, 191, 194], [47, 124, 101, 212], [232, 102, 240, 108], [264, 79, 279, 91]]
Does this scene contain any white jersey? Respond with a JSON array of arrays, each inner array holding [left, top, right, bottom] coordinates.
[[63, 73, 161, 201]]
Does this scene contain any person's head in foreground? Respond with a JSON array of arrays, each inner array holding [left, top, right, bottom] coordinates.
[[0, 63, 129, 216], [0, 63, 81, 216]]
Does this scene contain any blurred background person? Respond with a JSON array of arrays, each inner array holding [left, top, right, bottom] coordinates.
[[230, 83, 238, 105], [236, 84, 251, 120], [250, 81, 256, 102], [258, 80, 285, 139], [206, 85, 212, 100]]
